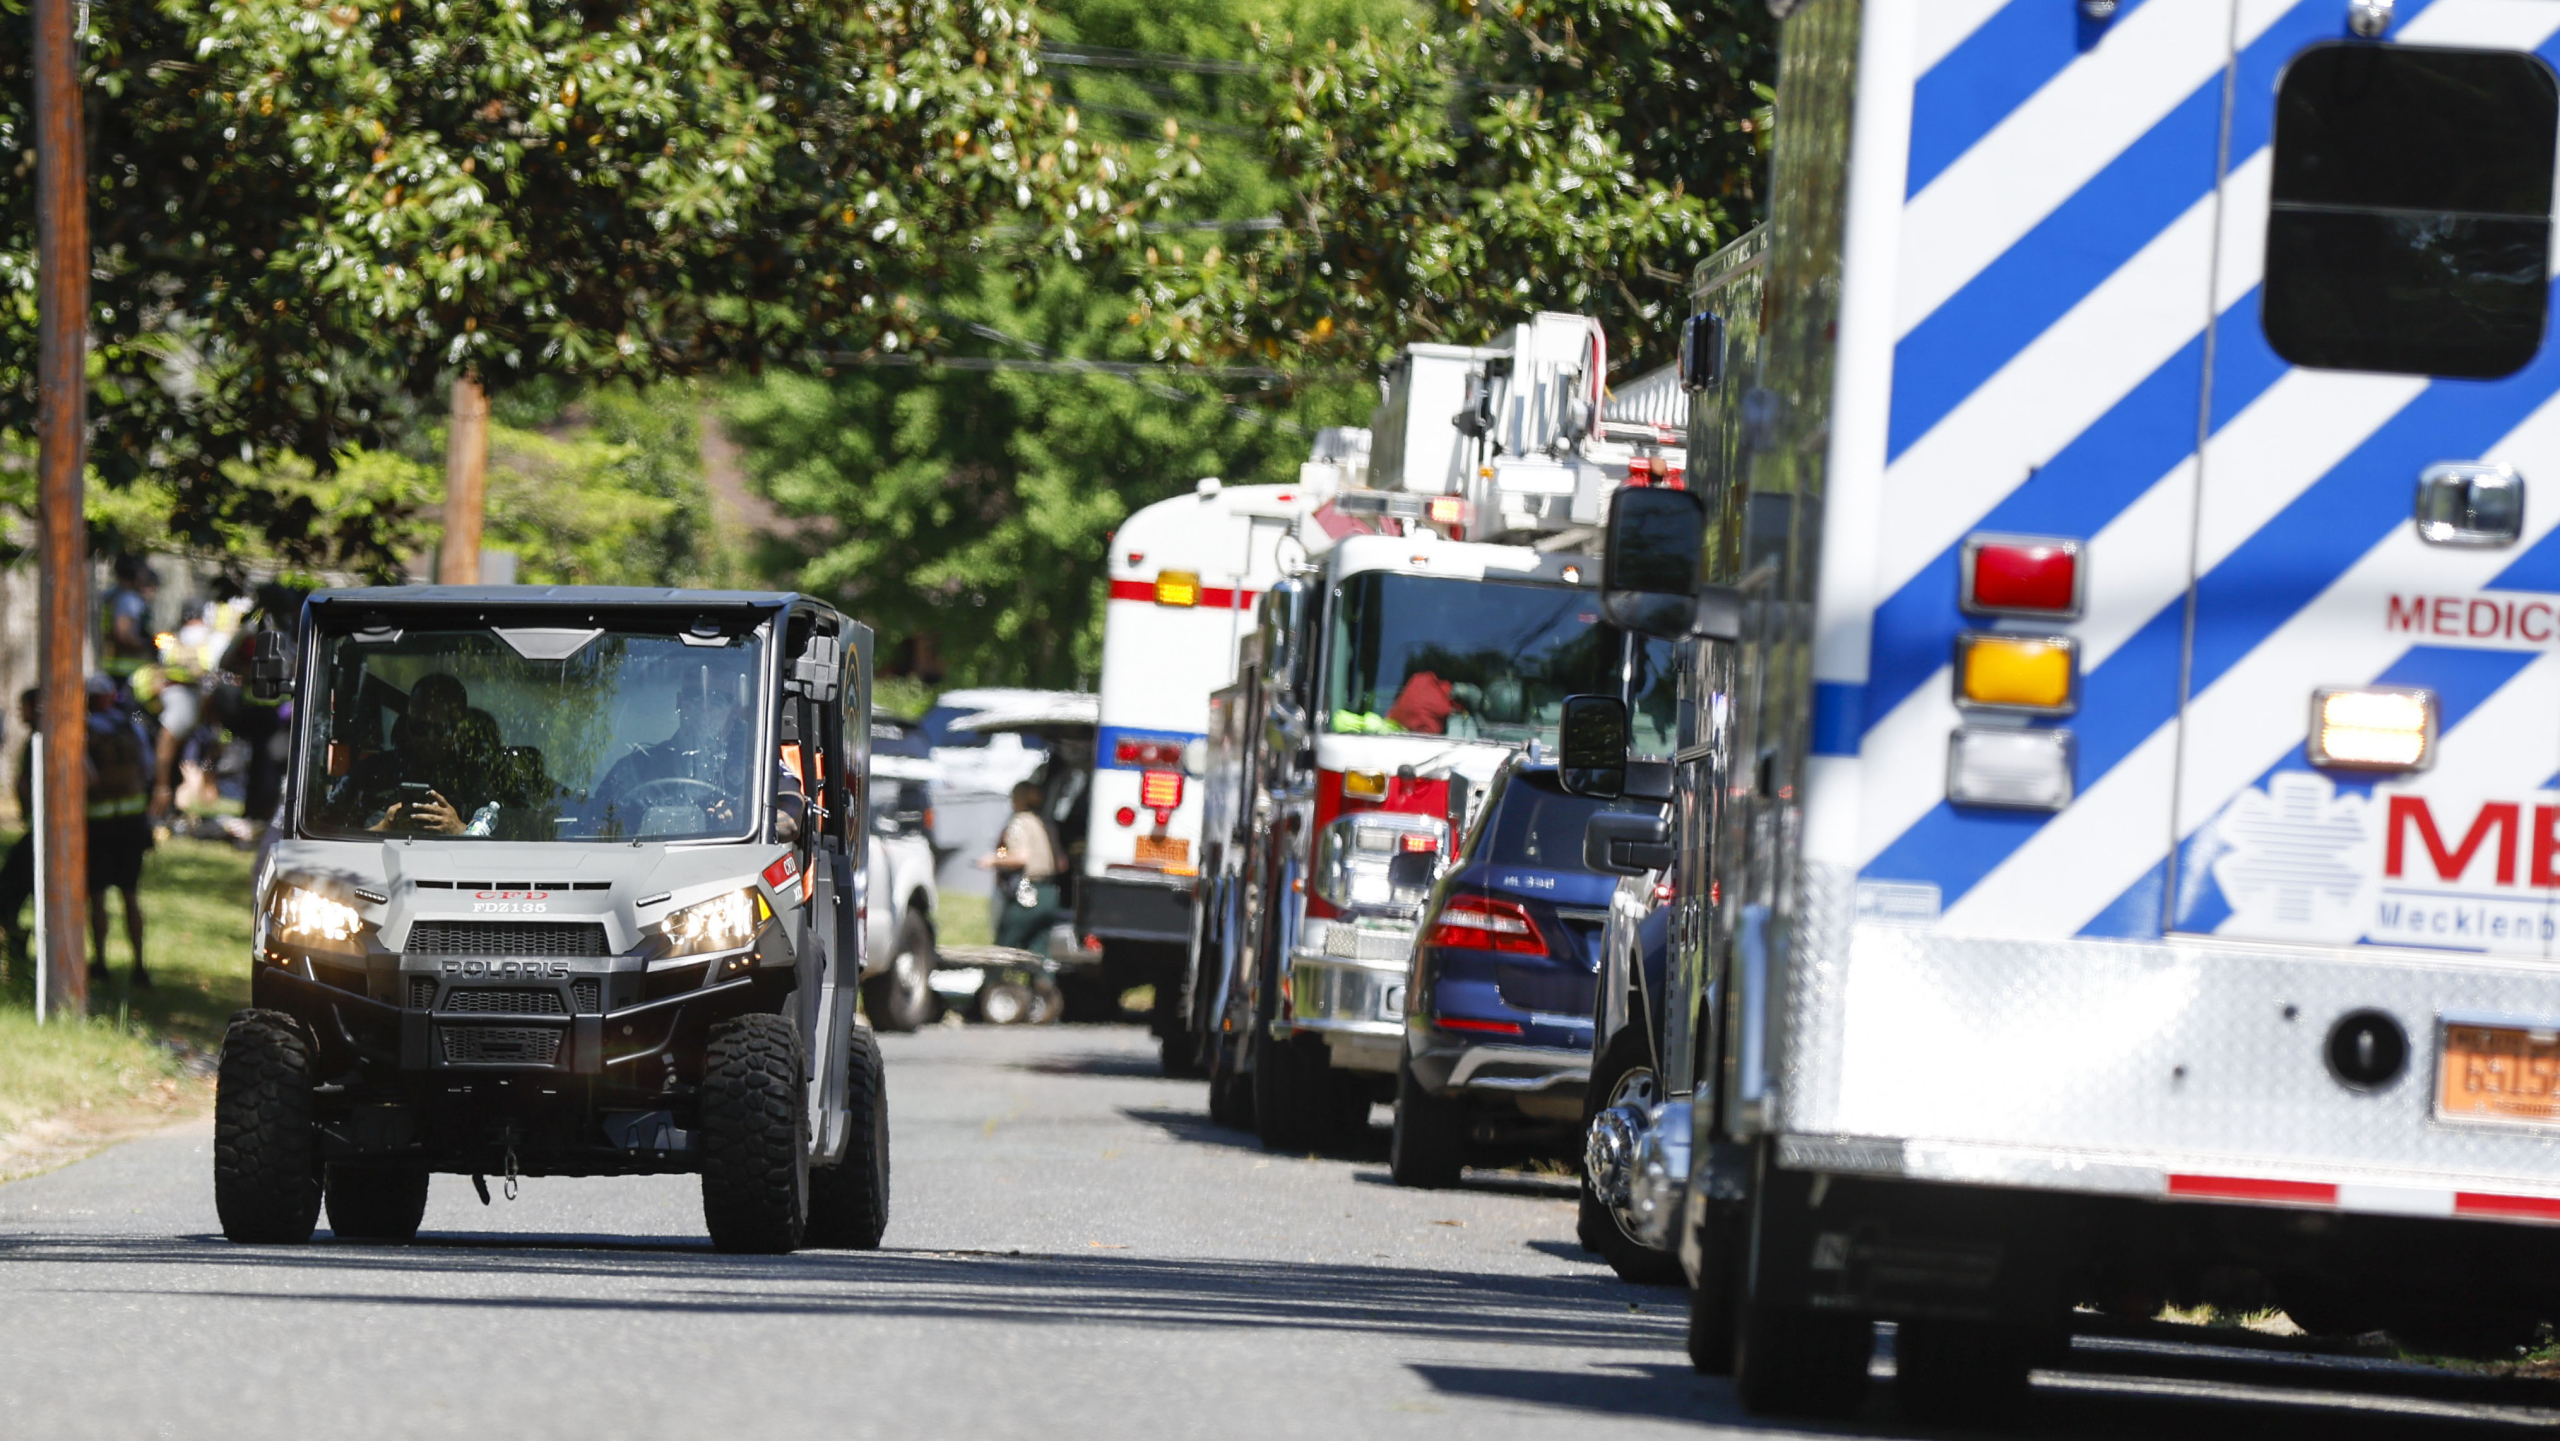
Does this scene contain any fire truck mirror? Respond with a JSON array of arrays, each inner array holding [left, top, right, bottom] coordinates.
[[1558, 694, 1630, 798], [1680, 312, 1726, 392], [1583, 810, 1672, 876], [1602, 488, 1706, 639], [1261, 578, 1310, 693]]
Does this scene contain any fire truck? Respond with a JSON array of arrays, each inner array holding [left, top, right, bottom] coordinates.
[[1561, 0, 2560, 1421], [1083, 463, 1344, 1072], [1185, 314, 1687, 1150]]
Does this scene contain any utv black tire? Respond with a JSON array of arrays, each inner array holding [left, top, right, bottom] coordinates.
[[325, 1165, 430, 1242], [1254, 1032, 1338, 1153], [1895, 1318, 2039, 1426], [1389, 1054, 1468, 1188], [1732, 1299, 1872, 1419], [806, 1025, 891, 1250], [213, 1009, 323, 1244], [699, 1014, 810, 1255], [1578, 1024, 1686, 1284], [861, 911, 937, 1034]]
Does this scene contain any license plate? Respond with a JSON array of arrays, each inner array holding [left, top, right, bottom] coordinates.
[[1134, 836, 1190, 867], [2438, 1021, 2560, 1125]]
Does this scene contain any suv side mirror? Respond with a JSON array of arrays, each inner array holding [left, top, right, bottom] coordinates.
[[249, 634, 296, 702], [1584, 810, 1673, 875], [1558, 694, 1631, 798]]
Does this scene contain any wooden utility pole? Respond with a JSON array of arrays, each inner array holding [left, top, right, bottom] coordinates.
[[438, 374, 488, 584], [32, 0, 89, 1018]]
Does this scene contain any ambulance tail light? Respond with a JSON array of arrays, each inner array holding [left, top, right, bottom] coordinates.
[[1155, 570, 1201, 606], [1947, 727, 2076, 812], [1114, 737, 1185, 767], [2309, 686, 2437, 771], [1140, 769, 1185, 821], [1955, 633, 2077, 714], [1962, 536, 2082, 618]]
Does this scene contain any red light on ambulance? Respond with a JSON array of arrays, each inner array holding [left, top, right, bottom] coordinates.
[[1961, 535, 2082, 619], [1140, 769, 1184, 821], [1114, 738, 1186, 767]]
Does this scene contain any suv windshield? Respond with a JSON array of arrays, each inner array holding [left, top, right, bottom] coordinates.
[[300, 623, 768, 843], [1325, 572, 1645, 749]]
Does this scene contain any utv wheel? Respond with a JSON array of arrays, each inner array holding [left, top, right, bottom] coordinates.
[[861, 912, 938, 1033], [213, 1009, 323, 1244], [1388, 1054, 1467, 1188], [1732, 1299, 1872, 1419], [1578, 1024, 1685, 1284], [699, 1014, 810, 1254], [979, 981, 1031, 1025], [806, 1025, 891, 1250], [1895, 1318, 2039, 1426], [325, 1165, 429, 1243]]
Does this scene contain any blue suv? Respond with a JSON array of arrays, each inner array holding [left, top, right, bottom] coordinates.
[[1391, 759, 1663, 1187]]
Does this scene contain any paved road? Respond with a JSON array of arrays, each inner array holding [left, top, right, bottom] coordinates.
[[1, 1025, 2556, 1440]]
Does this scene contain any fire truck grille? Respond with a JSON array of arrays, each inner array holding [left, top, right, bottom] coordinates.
[[442, 988, 567, 1016], [438, 1026, 563, 1066], [406, 922, 609, 957]]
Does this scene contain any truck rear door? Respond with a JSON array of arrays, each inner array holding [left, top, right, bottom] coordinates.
[[2171, 6, 2560, 956]]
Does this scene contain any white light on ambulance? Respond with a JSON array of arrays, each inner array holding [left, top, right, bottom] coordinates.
[[1154, 570, 1201, 606], [1946, 727, 2075, 812], [2309, 686, 2436, 770]]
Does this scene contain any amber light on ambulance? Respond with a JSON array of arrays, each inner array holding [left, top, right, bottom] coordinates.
[[1154, 570, 1202, 606], [2310, 686, 2436, 771], [1954, 633, 2077, 714]]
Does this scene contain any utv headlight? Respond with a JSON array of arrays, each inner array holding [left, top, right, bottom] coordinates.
[[660, 888, 770, 957], [271, 885, 364, 955]]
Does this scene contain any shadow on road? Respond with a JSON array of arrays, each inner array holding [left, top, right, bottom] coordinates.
[[0, 1233, 1677, 1353]]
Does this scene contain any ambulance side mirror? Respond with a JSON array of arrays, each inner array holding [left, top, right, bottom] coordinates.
[[1601, 487, 1742, 641], [1557, 694, 1631, 798]]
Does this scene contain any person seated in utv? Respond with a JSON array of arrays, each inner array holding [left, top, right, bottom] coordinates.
[[592, 682, 754, 837], [323, 673, 483, 835]]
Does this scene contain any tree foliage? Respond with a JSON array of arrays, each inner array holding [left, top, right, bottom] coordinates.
[[1135, 0, 1772, 374], [1, 0, 1139, 567]]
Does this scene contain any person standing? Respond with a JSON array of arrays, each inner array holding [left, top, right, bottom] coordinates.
[[85, 675, 153, 989], [979, 781, 1068, 950], [100, 557, 160, 683]]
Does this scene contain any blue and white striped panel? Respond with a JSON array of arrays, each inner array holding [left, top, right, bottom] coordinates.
[[1815, 0, 2560, 952]]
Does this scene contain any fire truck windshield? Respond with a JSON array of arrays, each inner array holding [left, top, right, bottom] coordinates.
[[298, 625, 767, 843], [1325, 571, 1649, 748]]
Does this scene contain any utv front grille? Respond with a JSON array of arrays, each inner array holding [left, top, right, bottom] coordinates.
[[438, 1025, 564, 1066], [1495, 964, 1595, 1018], [571, 978, 601, 1013], [407, 977, 438, 1011], [442, 987, 567, 1016], [406, 921, 610, 957]]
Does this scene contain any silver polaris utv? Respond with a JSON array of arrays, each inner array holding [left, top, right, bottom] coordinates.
[[215, 587, 888, 1254]]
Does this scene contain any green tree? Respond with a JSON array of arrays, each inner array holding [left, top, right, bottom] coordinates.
[[1, 0, 1141, 567], [1135, 0, 1774, 374]]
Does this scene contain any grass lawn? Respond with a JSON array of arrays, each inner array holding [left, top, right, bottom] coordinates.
[[0, 833, 255, 1144]]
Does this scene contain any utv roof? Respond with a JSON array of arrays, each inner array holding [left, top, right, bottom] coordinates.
[[308, 586, 821, 609]]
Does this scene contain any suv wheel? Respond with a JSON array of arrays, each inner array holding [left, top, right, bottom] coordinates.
[[806, 1025, 891, 1249], [213, 1009, 323, 1244], [325, 1165, 430, 1242], [699, 1014, 809, 1254], [1388, 1054, 1467, 1188], [862, 911, 937, 1033]]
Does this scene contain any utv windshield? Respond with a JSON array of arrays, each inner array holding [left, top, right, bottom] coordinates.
[[1326, 572, 1666, 750], [298, 622, 768, 843]]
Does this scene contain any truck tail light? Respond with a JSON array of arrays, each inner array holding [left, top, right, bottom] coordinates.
[[1947, 727, 2075, 812], [1427, 894, 1546, 954], [1155, 570, 1201, 606], [1140, 769, 1184, 820], [1114, 737, 1185, 767], [2310, 686, 2436, 770], [1956, 633, 2077, 713], [1428, 496, 1467, 527], [1962, 535, 2082, 618]]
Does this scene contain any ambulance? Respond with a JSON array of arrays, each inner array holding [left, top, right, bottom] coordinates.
[[1561, 0, 2560, 1419]]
